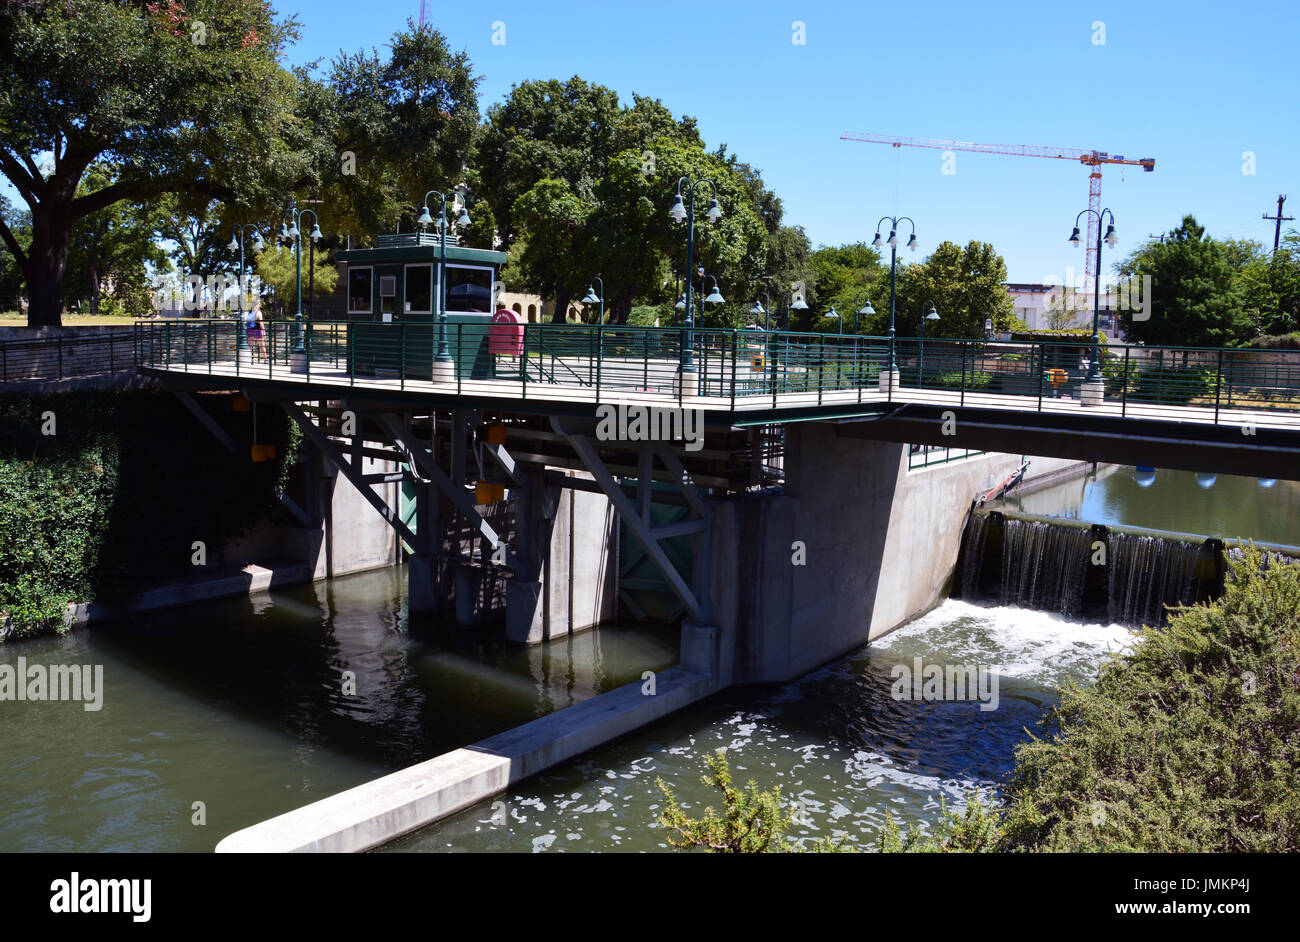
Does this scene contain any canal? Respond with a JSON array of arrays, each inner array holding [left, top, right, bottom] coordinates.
[[2, 465, 1291, 852]]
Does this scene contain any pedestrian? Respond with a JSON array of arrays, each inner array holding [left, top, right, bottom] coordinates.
[[247, 299, 267, 360]]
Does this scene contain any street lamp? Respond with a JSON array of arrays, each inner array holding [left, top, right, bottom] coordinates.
[[786, 286, 808, 330], [581, 277, 605, 324], [227, 224, 264, 363], [419, 186, 471, 381], [668, 177, 722, 379], [853, 294, 876, 335], [919, 300, 940, 387], [870, 216, 917, 383], [826, 304, 842, 334], [749, 292, 770, 331], [1068, 207, 1118, 393], [280, 203, 323, 372]]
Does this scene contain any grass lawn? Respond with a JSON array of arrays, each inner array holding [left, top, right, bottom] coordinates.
[[0, 313, 140, 326]]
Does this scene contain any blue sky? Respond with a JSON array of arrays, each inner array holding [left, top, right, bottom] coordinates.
[[13, 0, 1299, 286], [280, 0, 1298, 283]]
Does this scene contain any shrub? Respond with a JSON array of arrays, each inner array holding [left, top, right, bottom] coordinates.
[[657, 750, 851, 852], [998, 549, 1300, 852], [1129, 365, 1216, 405]]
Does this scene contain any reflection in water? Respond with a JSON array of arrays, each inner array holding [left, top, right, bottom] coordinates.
[[0, 567, 678, 852], [993, 465, 1300, 547], [386, 600, 1132, 853]]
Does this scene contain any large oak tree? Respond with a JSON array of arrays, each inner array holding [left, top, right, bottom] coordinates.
[[0, 0, 300, 325]]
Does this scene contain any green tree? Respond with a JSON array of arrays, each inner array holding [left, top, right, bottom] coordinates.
[[315, 22, 481, 241], [253, 244, 338, 317], [808, 242, 885, 333], [1116, 215, 1249, 347], [63, 164, 169, 315], [893, 240, 1017, 339], [0, 0, 302, 326]]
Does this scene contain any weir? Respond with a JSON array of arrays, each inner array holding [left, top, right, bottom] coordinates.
[[954, 509, 1299, 627]]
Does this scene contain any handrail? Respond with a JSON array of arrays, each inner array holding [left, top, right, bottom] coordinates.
[[126, 319, 1300, 427]]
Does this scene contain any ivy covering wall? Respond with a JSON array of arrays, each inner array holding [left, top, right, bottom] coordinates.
[[0, 389, 299, 639]]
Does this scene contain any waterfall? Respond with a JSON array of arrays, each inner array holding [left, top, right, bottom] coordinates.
[[955, 512, 1224, 627], [998, 519, 1093, 618], [1107, 533, 1215, 628]]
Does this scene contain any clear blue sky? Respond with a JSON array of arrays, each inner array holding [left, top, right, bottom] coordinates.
[[280, 0, 1298, 284], [19, 0, 1300, 286]]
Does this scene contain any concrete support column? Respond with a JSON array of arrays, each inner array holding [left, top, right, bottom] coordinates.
[[680, 621, 720, 676]]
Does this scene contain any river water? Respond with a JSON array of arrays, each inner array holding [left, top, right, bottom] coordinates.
[[991, 465, 1300, 548], [6, 464, 1285, 853], [0, 568, 677, 852]]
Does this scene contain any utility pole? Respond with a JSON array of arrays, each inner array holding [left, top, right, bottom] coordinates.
[[1263, 194, 1294, 254]]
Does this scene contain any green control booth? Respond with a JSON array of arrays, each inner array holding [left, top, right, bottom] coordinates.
[[336, 232, 509, 380]]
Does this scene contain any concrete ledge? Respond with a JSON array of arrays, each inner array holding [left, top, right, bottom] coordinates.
[[215, 666, 719, 853]]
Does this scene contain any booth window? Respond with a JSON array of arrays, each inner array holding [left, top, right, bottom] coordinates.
[[444, 265, 493, 312], [347, 267, 372, 314], [405, 264, 432, 314]]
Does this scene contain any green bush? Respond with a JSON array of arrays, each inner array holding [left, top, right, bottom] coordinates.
[[0, 390, 297, 638], [1129, 365, 1216, 405], [998, 549, 1300, 852]]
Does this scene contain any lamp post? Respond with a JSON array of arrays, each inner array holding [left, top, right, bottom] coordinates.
[[1068, 207, 1117, 397], [918, 300, 940, 387], [785, 286, 808, 330], [279, 204, 322, 372], [668, 177, 722, 379], [580, 277, 604, 324], [870, 216, 918, 384], [749, 292, 771, 331], [826, 304, 842, 334], [418, 187, 471, 382], [227, 224, 264, 363], [852, 293, 876, 335]]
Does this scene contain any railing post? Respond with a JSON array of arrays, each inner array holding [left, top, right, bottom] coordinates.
[[961, 340, 968, 408], [456, 323, 463, 396], [856, 337, 863, 404], [730, 330, 738, 410], [1214, 348, 1224, 424], [816, 337, 825, 405], [521, 323, 529, 398], [1035, 343, 1044, 411], [57, 334, 63, 380], [400, 321, 406, 391], [595, 325, 603, 404], [1121, 346, 1130, 417], [643, 329, 649, 392]]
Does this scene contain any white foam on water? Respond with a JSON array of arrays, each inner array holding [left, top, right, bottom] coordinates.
[[871, 599, 1136, 684]]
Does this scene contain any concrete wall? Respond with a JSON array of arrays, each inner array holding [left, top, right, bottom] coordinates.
[[507, 469, 619, 643], [708, 423, 1086, 685]]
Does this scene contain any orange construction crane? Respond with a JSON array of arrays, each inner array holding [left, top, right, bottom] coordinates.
[[841, 132, 1154, 289]]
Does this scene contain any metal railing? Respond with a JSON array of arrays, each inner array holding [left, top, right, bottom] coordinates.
[[132, 319, 1300, 426], [0, 330, 136, 385]]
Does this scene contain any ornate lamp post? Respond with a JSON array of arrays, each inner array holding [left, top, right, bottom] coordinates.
[[870, 216, 918, 387], [749, 292, 771, 331], [852, 292, 876, 335], [580, 277, 605, 324], [668, 177, 722, 381], [918, 300, 940, 386], [1068, 207, 1118, 403], [418, 187, 471, 382], [226, 224, 264, 364], [826, 304, 842, 335], [279, 204, 322, 372]]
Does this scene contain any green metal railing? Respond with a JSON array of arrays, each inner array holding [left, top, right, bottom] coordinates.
[[133, 319, 1300, 426]]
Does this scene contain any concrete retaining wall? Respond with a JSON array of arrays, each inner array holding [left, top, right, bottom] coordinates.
[[709, 425, 1087, 685]]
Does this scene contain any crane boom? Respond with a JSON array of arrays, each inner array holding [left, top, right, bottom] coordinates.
[[840, 132, 1154, 170], [841, 131, 1155, 298]]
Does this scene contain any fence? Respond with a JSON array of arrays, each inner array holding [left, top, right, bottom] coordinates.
[[0, 330, 137, 385], [132, 319, 1300, 426]]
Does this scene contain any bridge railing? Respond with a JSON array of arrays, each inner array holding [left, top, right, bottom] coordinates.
[[0, 329, 136, 385], [133, 319, 1300, 425]]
